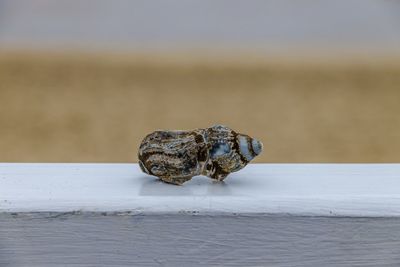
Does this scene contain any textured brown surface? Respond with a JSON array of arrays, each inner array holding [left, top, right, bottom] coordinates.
[[138, 125, 261, 184], [138, 129, 206, 184], [0, 52, 400, 162]]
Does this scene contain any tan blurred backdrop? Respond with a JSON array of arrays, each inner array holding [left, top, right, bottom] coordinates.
[[0, 1, 400, 163]]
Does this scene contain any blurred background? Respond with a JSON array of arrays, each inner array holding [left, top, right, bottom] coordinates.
[[0, 0, 400, 163]]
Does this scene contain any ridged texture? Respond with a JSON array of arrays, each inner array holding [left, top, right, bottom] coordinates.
[[138, 125, 263, 185]]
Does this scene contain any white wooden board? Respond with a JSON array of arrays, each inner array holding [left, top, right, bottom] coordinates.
[[2, 214, 400, 267], [1, 163, 399, 216]]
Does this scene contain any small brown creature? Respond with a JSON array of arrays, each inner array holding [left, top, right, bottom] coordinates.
[[138, 125, 263, 185]]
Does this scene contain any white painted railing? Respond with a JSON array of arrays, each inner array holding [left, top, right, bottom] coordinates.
[[1, 163, 400, 266], [1, 163, 399, 217]]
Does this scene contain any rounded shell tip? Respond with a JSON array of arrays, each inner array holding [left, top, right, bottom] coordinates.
[[251, 138, 263, 156]]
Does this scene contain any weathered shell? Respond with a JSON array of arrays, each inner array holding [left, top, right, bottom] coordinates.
[[138, 125, 263, 185]]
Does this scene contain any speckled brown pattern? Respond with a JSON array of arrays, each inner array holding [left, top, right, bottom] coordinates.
[[138, 125, 263, 185]]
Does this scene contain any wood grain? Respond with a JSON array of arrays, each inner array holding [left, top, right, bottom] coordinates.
[[1, 213, 399, 267]]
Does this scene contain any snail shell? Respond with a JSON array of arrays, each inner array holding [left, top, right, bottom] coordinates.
[[138, 125, 263, 185]]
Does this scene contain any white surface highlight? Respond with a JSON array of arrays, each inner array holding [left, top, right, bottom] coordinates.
[[1, 163, 400, 216]]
